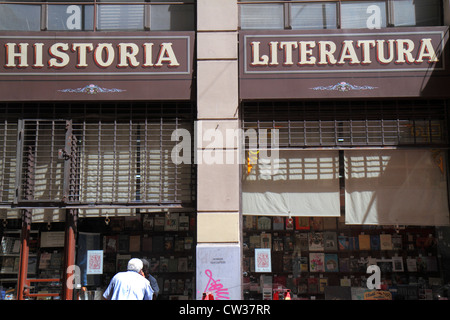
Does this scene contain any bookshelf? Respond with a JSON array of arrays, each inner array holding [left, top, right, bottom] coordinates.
[[243, 216, 442, 300], [100, 212, 196, 300]]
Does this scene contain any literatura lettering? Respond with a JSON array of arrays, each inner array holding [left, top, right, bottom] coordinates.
[[250, 38, 439, 67], [4, 42, 180, 69]]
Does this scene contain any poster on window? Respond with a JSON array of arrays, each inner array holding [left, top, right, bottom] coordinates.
[[255, 248, 272, 273], [87, 250, 103, 275]]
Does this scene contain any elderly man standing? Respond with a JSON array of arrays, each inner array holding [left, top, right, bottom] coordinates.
[[103, 258, 154, 300]]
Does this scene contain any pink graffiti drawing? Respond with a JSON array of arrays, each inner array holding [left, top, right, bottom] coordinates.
[[204, 269, 230, 300]]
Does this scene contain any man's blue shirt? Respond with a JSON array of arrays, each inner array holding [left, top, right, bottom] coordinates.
[[103, 270, 154, 300]]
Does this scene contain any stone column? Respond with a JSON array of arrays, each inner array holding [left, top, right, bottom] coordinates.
[[195, 0, 242, 300]]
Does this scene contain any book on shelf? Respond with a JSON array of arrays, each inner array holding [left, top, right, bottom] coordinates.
[[153, 215, 165, 231], [307, 277, 319, 294], [164, 235, 174, 251], [177, 257, 188, 272], [104, 235, 118, 253], [358, 234, 371, 251], [392, 234, 403, 250], [124, 216, 141, 230], [118, 235, 129, 253], [319, 278, 328, 293], [257, 216, 271, 231], [165, 213, 179, 231], [297, 278, 308, 294], [1, 256, 15, 273], [338, 235, 349, 250], [295, 217, 310, 230], [152, 235, 165, 253], [272, 217, 284, 230], [380, 234, 393, 250], [325, 254, 339, 272], [168, 257, 178, 272], [174, 237, 185, 252], [178, 214, 190, 231], [129, 235, 141, 252], [370, 235, 380, 250], [308, 232, 324, 251], [39, 252, 51, 269], [292, 233, 307, 253], [116, 254, 131, 272], [282, 255, 292, 272], [323, 217, 337, 230], [348, 236, 359, 250], [160, 257, 169, 272], [184, 237, 193, 250], [309, 253, 325, 272], [272, 235, 284, 251], [310, 217, 323, 230], [324, 231, 338, 251], [406, 257, 417, 272], [142, 235, 152, 252], [339, 257, 350, 272], [244, 216, 257, 230], [142, 215, 154, 231], [260, 233, 272, 249], [284, 235, 294, 251], [249, 235, 261, 249]]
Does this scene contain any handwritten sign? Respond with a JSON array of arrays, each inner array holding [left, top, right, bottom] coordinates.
[[196, 244, 241, 300]]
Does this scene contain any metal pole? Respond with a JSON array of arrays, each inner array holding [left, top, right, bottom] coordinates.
[[16, 209, 32, 300]]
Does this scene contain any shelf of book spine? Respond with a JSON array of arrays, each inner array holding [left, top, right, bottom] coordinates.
[[102, 213, 196, 300], [243, 215, 446, 300]]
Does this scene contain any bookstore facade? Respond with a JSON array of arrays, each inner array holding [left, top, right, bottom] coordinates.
[[0, 28, 197, 299], [2, 0, 450, 301], [239, 22, 450, 300]]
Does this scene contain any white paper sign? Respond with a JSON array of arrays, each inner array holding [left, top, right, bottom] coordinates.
[[87, 250, 103, 274]]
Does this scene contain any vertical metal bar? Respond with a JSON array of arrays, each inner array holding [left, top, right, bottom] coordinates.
[[144, 3, 151, 31], [0, 121, 6, 202], [113, 119, 117, 202], [49, 121, 56, 199], [14, 120, 25, 205], [96, 120, 101, 201], [40, 3, 48, 31], [63, 120, 72, 202], [159, 117, 163, 204], [284, 2, 291, 29], [17, 137, 35, 300], [16, 209, 32, 300], [129, 119, 133, 203], [62, 209, 77, 300]]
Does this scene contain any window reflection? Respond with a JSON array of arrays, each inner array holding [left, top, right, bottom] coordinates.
[[291, 3, 337, 30], [0, 4, 41, 31], [48, 5, 94, 31]]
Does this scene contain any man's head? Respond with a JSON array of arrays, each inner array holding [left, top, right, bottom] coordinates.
[[127, 258, 143, 273], [141, 258, 150, 277]]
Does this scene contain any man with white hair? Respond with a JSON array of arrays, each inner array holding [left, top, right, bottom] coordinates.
[[103, 258, 154, 300]]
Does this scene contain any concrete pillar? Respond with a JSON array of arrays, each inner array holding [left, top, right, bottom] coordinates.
[[195, 0, 242, 300]]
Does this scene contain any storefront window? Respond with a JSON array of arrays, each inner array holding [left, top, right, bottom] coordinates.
[[290, 3, 337, 30], [150, 4, 195, 31], [97, 3, 145, 31], [240, 1, 284, 30], [0, 4, 41, 31], [340, 1, 387, 29], [392, 0, 441, 27], [239, 0, 443, 30], [0, 1, 195, 31], [48, 4, 94, 31]]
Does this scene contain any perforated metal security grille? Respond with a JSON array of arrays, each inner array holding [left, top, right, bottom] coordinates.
[[0, 103, 195, 210], [242, 100, 449, 149]]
